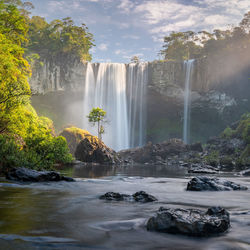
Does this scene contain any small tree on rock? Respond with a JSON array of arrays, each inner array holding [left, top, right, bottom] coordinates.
[[87, 107, 106, 140]]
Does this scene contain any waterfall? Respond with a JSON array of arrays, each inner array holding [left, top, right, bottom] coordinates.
[[83, 62, 148, 151], [127, 63, 148, 148], [183, 59, 195, 144]]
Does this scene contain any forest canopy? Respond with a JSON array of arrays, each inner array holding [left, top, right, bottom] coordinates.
[[161, 11, 250, 61]]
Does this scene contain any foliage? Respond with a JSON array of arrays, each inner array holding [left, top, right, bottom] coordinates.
[[26, 16, 94, 61], [160, 12, 250, 61], [221, 127, 234, 139], [130, 55, 140, 63], [87, 107, 106, 140], [204, 150, 219, 166]]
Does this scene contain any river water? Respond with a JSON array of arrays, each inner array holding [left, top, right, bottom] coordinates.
[[0, 165, 250, 250]]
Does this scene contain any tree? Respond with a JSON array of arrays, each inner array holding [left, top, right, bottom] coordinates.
[[87, 107, 106, 140], [130, 55, 140, 63], [161, 31, 202, 61]]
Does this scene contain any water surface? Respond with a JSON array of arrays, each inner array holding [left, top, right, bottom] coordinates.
[[0, 165, 250, 250]]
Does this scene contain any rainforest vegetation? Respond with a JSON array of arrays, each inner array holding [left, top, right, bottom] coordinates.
[[0, 0, 94, 173], [161, 11, 250, 61]]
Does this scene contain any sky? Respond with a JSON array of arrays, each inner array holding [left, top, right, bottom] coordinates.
[[28, 0, 250, 63]]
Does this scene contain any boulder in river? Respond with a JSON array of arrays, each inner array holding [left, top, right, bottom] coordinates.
[[147, 206, 230, 237], [100, 191, 157, 203], [75, 137, 119, 164], [187, 176, 247, 191], [6, 167, 75, 182]]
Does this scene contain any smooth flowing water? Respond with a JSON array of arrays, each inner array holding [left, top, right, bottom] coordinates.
[[183, 59, 195, 144], [82, 63, 148, 151], [0, 166, 250, 250]]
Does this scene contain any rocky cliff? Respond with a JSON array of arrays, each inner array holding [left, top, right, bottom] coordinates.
[[29, 57, 250, 144]]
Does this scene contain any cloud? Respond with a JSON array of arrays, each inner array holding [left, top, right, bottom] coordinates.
[[117, 0, 135, 14], [133, 0, 250, 43], [98, 43, 108, 51], [122, 34, 140, 40]]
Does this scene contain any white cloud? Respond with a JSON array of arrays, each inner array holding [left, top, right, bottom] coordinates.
[[117, 0, 135, 14], [133, 0, 250, 43], [122, 34, 140, 40], [98, 43, 108, 51]]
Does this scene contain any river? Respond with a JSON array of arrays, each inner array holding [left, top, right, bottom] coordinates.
[[0, 165, 250, 249]]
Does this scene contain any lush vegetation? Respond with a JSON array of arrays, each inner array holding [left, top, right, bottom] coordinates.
[[0, 1, 78, 173], [161, 12, 250, 61], [27, 16, 94, 61]]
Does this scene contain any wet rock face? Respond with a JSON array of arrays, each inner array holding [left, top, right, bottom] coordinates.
[[187, 176, 248, 191], [147, 206, 230, 237], [188, 164, 219, 174], [75, 138, 119, 164], [99, 191, 157, 203], [6, 168, 75, 182]]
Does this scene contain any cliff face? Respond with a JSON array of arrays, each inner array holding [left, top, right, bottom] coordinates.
[[29, 57, 250, 144], [29, 57, 87, 94]]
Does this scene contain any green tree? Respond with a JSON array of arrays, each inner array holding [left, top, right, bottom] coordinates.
[[131, 55, 140, 63], [87, 107, 106, 140], [161, 31, 201, 61]]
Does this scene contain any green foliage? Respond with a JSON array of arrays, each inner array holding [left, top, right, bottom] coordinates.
[[87, 107, 106, 140], [0, 1, 74, 172], [221, 127, 234, 139], [161, 12, 250, 61], [204, 150, 219, 166], [26, 16, 94, 61]]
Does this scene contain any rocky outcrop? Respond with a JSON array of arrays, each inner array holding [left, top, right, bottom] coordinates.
[[75, 137, 119, 164], [147, 206, 230, 237], [59, 127, 92, 155], [99, 191, 157, 203], [188, 164, 219, 174], [29, 57, 87, 94], [187, 177, 247, 191], [6, 167, 74, 182], [118, 139, 203, 164]]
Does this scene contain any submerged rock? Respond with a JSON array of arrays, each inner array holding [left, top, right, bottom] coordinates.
[[75, 137, 119, 164], [6, 168, 75, 182], [99, 192, 131, 201], [100, 191, 157, 203], [133, 191, 157, 202], [188, 164, 219, 174], [187, 176, 247, 191], [147, 206, 230, 237]]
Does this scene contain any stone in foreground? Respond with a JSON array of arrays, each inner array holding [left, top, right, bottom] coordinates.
[[187, 176, 247, 191], [6, 167, 75, 182], [147, 206, 230, 237], [100, 191, 157, 203]]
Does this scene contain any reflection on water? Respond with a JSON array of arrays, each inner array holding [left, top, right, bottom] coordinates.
[[0, 165, 250, 250]]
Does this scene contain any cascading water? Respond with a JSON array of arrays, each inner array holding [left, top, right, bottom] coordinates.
[[183, 59, 195, 144], [127, 63, 148, 148], [83, 62, 148, 151]]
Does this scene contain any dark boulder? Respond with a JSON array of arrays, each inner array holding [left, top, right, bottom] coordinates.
[[99, 192, 130, 201], [147, 206, 230, 237], [188, 142, 203, 152], [119, 139, 188, 164], [187, 176, 247, 191], [75, 137, 119, 164], [6, 167, 75, 182], [100, 191, 157, 203], [133, 191, 157, 203]]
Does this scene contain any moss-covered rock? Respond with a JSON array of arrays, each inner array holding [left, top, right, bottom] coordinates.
[[59, 127, 95, 155]]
